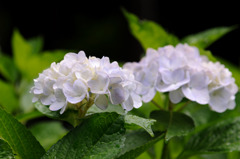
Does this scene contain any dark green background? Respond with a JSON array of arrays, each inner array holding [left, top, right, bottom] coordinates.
[[0, 1, 239, 64]]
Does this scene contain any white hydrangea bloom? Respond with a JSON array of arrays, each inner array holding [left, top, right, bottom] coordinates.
[[124, 43, 238, 112], [31, 51, 142, 114]]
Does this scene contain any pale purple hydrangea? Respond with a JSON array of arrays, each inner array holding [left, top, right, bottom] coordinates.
[[31, 51, 142, 114], [124, 44, 238, 112]]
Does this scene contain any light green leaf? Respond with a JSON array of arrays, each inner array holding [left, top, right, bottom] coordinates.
[[0, 139, 15, 159], [12, 29, 65, 80], [18, 80, 35, 113], [28, 36, 44, 54], [12, 29, 32, 76], [34, 102, 61, 119], [16, 110, 43, 123], [122, 9, 179, 50], [182, 116, 240, 158], [0, 53, 18, 82], [42, 112, 126, 159], [30, 121, 68, 150], [181, 26, 236, 49], [125, 114, 156, 137], [117, 130, 164, 159], [0, 107, 45, 159], [150, 110, 195, 141], [87, 104, 125, 115], [0, 80, 18, 113], [19, 50, 65, 80]]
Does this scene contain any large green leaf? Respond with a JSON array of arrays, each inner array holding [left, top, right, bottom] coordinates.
[[30, 121, 68, 150], [42, 112, 126, 159], [150, 110, 195, 141], [125, 114, 156, 137], [0, 107, 45, 159], [181, 116, 240, 158], [181, 26, 236, 49], [0, 53, 18, 83], [123, 9, 179, 50], [0, 80, 18, 113], [0, 139, 14, 159], [117, 130, 164, 159], [88, 105, 156, 136]]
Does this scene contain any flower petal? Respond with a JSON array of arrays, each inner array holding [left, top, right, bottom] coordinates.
[[88, 72, 109, 94], [49, 101, 66, 111], [95, 94, 108, 110], [131, 93, 142, 108], [142, 88, 156, 103], [169, 89, 184, 104], [122, 96, 134, 111], [109, 84, 125, 105]]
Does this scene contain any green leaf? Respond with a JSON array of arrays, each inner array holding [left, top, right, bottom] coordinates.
[[125, 114, 156, 137], [150, 110, 195, 141], [16, 110, 44, 123], [26, 50, 65, 79], [18, 80, 35, 113], [42, 112, 126, 159], [34, 102, 61, 119], [30, 121, 68, 150], [117, 130, 164, 159], [0, 80, 18, 113], [122, 9, 179, 50], [34, 102, 84, 127], [12, 29, 65, 80], [0, 107, 45, 159], [28, 36, 44, 54], [182, 116, 240, 157], [0, 53, 18, 82], [12, 29, 33, 76], [181, 26, 236, 49], [0, 139, 15, 159], [87, 104, 125, 115], [19, 50, 65, 80]]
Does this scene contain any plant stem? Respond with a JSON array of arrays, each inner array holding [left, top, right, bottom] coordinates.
[[175, 101, 191, 112], [161, 142, 169, 159], [168, 99, 174, 111], [151, 100, 164, 110]]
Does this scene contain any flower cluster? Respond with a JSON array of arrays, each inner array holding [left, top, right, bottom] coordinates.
[[124, 44, 238, 112], [31, 51, 142, 114]]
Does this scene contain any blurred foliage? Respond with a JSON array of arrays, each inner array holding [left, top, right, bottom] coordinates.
[[0, 29, 66, 115], [30, 121, 67, 150]]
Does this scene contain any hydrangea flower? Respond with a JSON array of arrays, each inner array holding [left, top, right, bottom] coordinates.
[[31, 51, 142, 114], [124, 44, 238, 112]]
